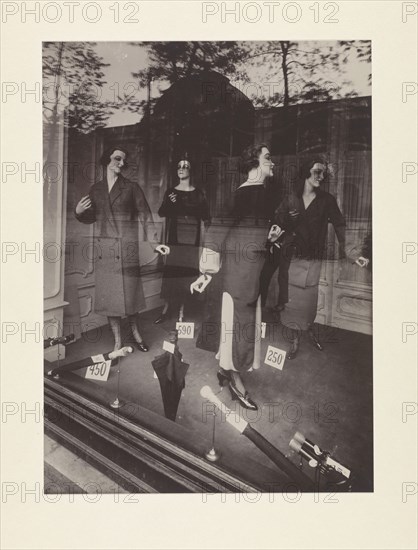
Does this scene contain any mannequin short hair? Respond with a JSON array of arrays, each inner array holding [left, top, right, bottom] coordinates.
[[177, 159, 191, 169], [299, 158, 328, 180], [100, 146, 129, 168], [240, 143, 269, 173], [294, 158, 329, 196]]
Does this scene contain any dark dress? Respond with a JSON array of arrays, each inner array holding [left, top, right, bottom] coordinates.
[[201, 184, 271, 372], [279, 189, 357, 331], [158, 187, 210, 311], [75, 175, 155, 317]]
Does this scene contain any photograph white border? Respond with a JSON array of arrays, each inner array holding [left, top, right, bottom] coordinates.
[[1, 1, 417, 549]]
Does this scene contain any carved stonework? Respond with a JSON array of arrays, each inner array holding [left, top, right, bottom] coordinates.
[[336, 294, 372, 321]]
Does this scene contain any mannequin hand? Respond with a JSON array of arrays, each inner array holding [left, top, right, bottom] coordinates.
[[76, 196, 92, 215], [267, 224, 284, 243], [190, 274, 212, 294], [355, 256, 369, 268], [156, 244, 170, 256]]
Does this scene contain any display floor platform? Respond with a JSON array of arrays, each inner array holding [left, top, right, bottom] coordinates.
[[44, 305, 373, 492]]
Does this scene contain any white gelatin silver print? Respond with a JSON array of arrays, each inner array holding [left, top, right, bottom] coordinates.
[[43, 40, 373, 494]]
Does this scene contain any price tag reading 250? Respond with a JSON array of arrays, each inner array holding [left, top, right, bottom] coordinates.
[[264, 345, 286, 370], [85, 360, 111, 381], [176, 322, 195, 339]]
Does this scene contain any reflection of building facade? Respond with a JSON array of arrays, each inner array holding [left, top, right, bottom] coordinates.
[[256, 97, 372, 334], [44, 71, 373, 492], [62, 72, 371, 338]]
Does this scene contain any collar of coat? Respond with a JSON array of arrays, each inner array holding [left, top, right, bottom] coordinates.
[[101, 174, 130, 206], [96, 175, 131, 236]]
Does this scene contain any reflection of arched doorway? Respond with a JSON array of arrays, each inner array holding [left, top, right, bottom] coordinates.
[[143, 70, 255, 215]]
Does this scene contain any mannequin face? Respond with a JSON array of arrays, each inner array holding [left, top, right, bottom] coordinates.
[[258, 147, 274, 179], [307, 162, 326, 188], [177, 160, 191, 180], [108, 150, 126, 175]]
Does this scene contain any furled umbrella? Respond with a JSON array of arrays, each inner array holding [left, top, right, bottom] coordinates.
[[152, 330, 189, 421]]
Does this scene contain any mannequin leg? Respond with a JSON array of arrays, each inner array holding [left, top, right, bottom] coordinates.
[[128, 314, 143, 343], [259, 248, 281, 307], [108, 316, 122, 351], [178, 303, 185, 322], [307, 323, 324, 351], [154, 301, 170, 324], [277, 250, 291, 309], [287, 327, 301, 360], [128, 314, 149, 352], [216, 292, 257, 411]]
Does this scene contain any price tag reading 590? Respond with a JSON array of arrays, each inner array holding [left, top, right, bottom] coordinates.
[[176, 322, 195, 339], [264, 345, 286, 370], [85, 360, 111, 381]]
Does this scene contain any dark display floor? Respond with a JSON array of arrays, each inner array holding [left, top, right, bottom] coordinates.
[[45, 306, 373, 492]]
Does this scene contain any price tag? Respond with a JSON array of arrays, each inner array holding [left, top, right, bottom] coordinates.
[[264, 345, 286, 370], [261, 322, 266, 339], [163, 340, 175, 354], [175, 322, 195, 339], [85, 360, 111, 381]]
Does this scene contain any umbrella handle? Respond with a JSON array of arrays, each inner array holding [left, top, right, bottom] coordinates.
[[200, 386, 314, 490], [108, 346, 134, 360]]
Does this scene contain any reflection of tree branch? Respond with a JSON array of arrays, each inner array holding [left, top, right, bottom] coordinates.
[[186, 42, 199, 77], [43, 42, 112, 134], [288, 60, 326, 70], [126, 40, 370, 110], [291, 48, 326, 55], [44, 42, 65, 177], [246, 49, 282, 60]]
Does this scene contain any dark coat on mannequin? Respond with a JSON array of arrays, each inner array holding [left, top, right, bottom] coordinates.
[[75, 174, 155, 317]]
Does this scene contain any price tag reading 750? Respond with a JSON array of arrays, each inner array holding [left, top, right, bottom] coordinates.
[[264, 345, 286, 370]]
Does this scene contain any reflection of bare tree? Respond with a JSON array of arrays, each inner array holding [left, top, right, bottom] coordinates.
[[338, 40, 372, 83], [248, 40, 371, 107], [43, 41, 113, 134], [43, 42, 64, 199], [43, 44, 108, 176], [43, 42, 114, 225]]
